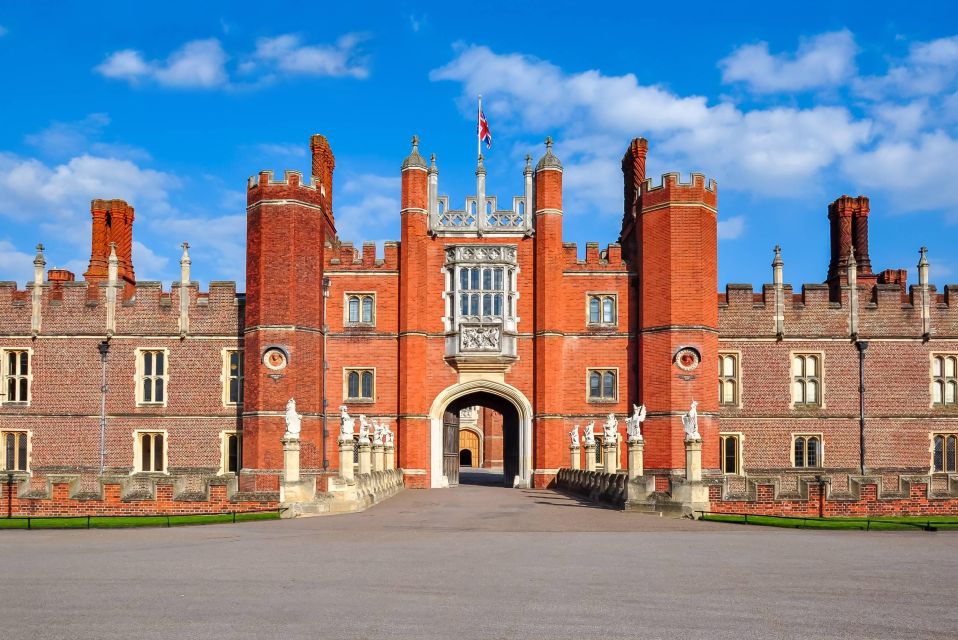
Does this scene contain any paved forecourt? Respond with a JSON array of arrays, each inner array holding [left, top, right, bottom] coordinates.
[[3, 475, 957, 640]]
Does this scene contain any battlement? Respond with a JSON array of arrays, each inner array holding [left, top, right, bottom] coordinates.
[[0, 279, 242, 337], [246, 170, 330, 211], [325, 241, 400, 270], [719, 280, 958, 338], [641, 172, 718, 194], [561, 242, 627, 271]]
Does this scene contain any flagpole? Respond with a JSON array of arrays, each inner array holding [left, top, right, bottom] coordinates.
[[477, 94, 482, 162]]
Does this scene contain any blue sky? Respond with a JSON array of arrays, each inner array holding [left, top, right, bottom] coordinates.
[[1, 1, 957, 290]]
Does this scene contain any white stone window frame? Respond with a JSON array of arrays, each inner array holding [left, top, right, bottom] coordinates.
[[442, 245, 520, 335], [135, 347, 170, 408], [0, 347, 33, 406], [344, 292, 376, 327], [718, 350, 742, 408], [221, 348, 244, 408], [219, 430, 242, 475], [343, 367, 376, 403], [586, 368, 619, 403], [586, 293, 617, 327], [931, 353, 958, 407], [790, 351, 825, 409], [791, 433, 824, 469], [132, 429, 169, 474], [719, 431, 745, 475], [0, 429, 31, 474]]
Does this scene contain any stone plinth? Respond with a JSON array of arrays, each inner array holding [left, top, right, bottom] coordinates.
[[338, 439, 354, 483], [358, 442, 371, 476], [584, 443, 597, 472], [686, 439, 702, 482], [282, 436, 300, 483], [570, 445, 580, 470], [628, 440, 644, 480], [603, 443, 617, 474], [385, 445, 395, 470], [372, 444, 385, 472]]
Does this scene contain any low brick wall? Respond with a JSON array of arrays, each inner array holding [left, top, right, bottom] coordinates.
[[709, 475, 958, 517], [0, 475, 278, 517]]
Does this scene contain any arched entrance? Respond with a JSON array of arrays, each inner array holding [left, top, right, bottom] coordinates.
[[429, 380, 532, 489], [459, 428, 480, 467]]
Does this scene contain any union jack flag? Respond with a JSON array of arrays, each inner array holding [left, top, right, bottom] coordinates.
[[478, 102, 492, 150]]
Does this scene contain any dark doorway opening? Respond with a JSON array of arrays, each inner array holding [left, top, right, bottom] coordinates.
[[444, 391, 520, 488]]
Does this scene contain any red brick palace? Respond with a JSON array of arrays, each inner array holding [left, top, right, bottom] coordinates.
[[1, 133, 957, 517]]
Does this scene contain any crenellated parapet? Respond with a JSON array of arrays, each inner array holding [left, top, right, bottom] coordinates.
[[247, 170, 331, 220], [639, 172, 718, 210], [560, 242, 628, 272], [325, 241, 400, 271]]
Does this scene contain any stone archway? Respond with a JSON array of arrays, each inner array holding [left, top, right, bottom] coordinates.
[[429, 380, 533, 489]]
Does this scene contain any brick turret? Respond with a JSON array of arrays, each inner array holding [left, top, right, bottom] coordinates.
[[242, 138, 335, 492], [397, 136, 431, 487], [630, 165, 719, 475], [83, 199, 135, 296], [532, 137, 565, 485]]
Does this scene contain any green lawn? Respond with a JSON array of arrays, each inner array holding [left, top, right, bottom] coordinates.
[[700, 513, 958, 531], [0, 511, 279, 529]]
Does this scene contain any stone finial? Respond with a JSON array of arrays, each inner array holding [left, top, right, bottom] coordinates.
[[536, 136, 563, 171], [918, 246, 929, 286], [34, 243, 45, 265], [772, 245, 783, 267], [476, 152, 486, 174], [401, 134, 427, 170], [428, 153, 438, 175], [524, 153, 533, 176], [180, 242, 191, 283]]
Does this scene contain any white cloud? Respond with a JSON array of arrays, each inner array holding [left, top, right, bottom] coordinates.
[[431, 44, 871, 208], [718, 216, 746, 240], [857, 35, 958, 98], [0, 240, 38, 286], [335, 174, 400, 246], [147, 214, 246, 280], [842, 131, 958, 214], [0, 153, 175, 224], [255, 143, 307, 158], [251, 33, 369, 79], [96, 39, 229, 88], [25, 113, 111, 156], [132, 240, 170, 280], [719, 30, 858, 93]]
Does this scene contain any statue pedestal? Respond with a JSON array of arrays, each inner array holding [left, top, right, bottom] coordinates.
[[338, 439, 355, 483], [384, 445, 395, 471], [357, 442, 371, 476], [584, 443, 597, 472], [603, 443, 618, 474], [685, 439, 702, 482], [282, 435, 300, 483], [372, 444, 385, 472], [628, 440, 644, 480], [570, 445, 580, 470]]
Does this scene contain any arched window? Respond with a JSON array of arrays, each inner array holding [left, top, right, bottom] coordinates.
[[586, 295, 616, 326], [792, 354, 822, 406], [934, 434, 958, 473], [933, 355, 958, 406], [588, 369, 617, 401], [794, 435, 821, 468], [720, 434, 741, 474], [345, 369, 374, 401], [718, 353, 739, 406], [346, 294, 375, 326]]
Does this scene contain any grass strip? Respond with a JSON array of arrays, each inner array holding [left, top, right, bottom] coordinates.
[[701, 513, 958, 531], [0, 511, 279, 530]]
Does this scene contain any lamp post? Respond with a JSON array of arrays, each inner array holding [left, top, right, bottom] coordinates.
[[321, 277, 331, 472], [856, 340, 868, 476], [97, 340, 109, 475]]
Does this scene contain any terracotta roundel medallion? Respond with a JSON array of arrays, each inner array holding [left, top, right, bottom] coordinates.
[[674, 347, 701, 372], [263, 347, 288, 371]]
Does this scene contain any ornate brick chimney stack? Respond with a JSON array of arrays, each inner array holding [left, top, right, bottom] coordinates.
[[83, 199, 136, 296], [310, 134, 336, 218], [827, 195, 873, 293]]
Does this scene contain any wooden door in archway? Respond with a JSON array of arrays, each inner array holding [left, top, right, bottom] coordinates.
[[443, 410, 460, 486], [459, 429, 480, 468]]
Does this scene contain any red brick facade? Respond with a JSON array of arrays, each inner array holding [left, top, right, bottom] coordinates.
[[1, 132, 956, 517]]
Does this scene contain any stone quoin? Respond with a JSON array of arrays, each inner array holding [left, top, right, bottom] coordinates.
[[1, 132, 957, 518]]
